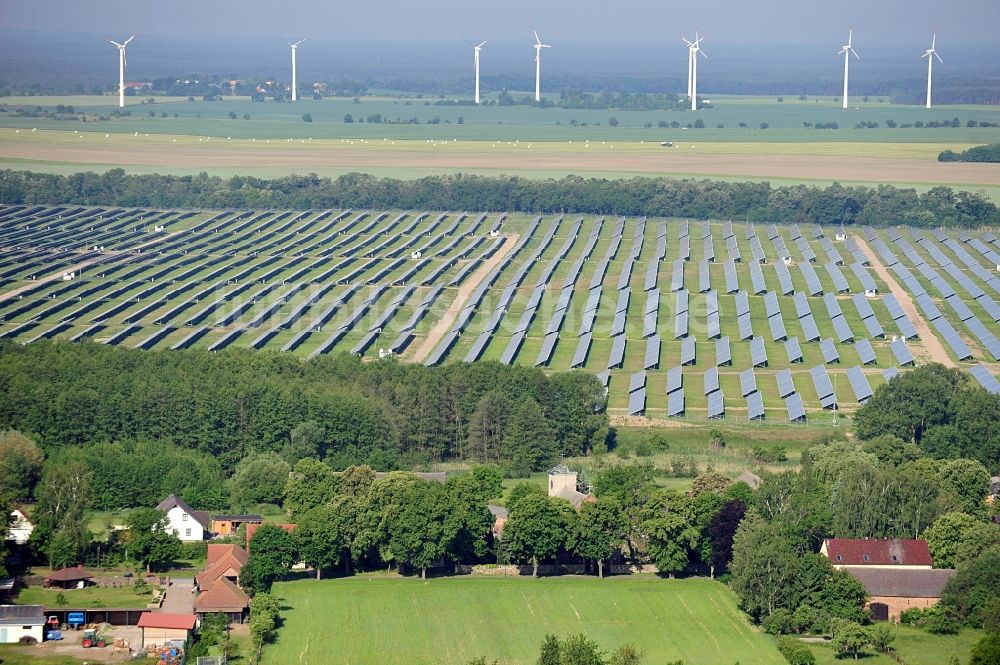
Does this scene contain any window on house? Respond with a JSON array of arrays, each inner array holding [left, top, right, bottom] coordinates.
[[835, 555, 842, 561], [22, 625, 33, 630], [863, 555, 870, 561], [182, 513, 189, 521], [185, 528, 192, 537], [891, 555, 898, 561]]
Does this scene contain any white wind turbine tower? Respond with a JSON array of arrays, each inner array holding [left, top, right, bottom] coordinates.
[[289, 40, 306, 101], [468, 40, 487, 104], [922, 34, 943, 109], [838, 28, 860, 109], [107, 36, 135, 108], [681, 32, 706, 111], [533, 30, 552, 102]]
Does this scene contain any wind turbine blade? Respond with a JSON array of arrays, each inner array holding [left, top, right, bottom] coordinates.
[[931, 34, 936, 49], [699, 49, 708, 59], [851, 48, 860, 60], [108, 40, 123, 47], [935, 52, 943, 63], [534, 30, 541, 44], [124, 35, 135, 46], [922, 51, 930, 58], [478, 41, 488, 48]]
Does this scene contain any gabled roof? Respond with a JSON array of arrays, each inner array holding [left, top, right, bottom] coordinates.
[[45, 567, 94, 582], [552, 486, 592, 509], [488, 505, 508, 519], [156, 494, 212, 530], [194, 577, 250, 614], [197, 544, 249, 589], [548, 464, 574, 475], [137, 612, 196, 630], [844, 567, 956, 598], [823, 538, 933, 567]]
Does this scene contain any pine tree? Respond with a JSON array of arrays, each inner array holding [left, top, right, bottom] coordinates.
[[502, 396, 557, 476]]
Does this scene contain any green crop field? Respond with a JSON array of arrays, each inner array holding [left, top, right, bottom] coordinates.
[[264, 576, 784, 665], [1, 94, 999, 197]]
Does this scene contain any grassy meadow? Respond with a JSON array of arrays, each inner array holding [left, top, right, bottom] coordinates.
[[265, 576, 785, 665]]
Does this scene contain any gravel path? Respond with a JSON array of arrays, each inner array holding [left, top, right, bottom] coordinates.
[[854, 235, 954, 367], [409, 234, 519, 364]]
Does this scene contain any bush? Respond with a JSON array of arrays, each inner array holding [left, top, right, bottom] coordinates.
[[776, 636, 815, 665], [302, 113, 313, 122], [899, 607, 927, 625], [763, 608, 794, 635], [180, 541, 208, 560], [752, 445, 787, 463]]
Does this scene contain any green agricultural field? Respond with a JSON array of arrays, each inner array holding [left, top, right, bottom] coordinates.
[[265, 576, 784, 665]]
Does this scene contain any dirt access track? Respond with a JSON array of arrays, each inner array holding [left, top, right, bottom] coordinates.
[[3, 136, 1000, 187]]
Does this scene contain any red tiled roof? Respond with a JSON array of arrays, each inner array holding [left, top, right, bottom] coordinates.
[[137, 612, 196, 630], [823, 538, 933, 566], [45, 567, 94, 582], [194, 578, 250, 614], [197, 545, 249, 589]]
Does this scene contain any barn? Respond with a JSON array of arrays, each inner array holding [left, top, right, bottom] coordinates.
[[844, 567, 956, 621], [137, 612, 196, 649]]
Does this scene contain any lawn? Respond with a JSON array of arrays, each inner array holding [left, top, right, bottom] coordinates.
[[16, 584, 158, 609], [265, 576, 785, 665], [0, 649, 87, 665], [803, 625, 983, 665]]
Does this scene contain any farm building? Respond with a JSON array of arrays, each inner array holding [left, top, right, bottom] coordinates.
[[44, 566, 94, 589], [547, 465, 594, 509], [7, 507, 33, 545], [137, 612, 196, 649], [197, 544, 248, 589], [989, 476, 1000, 505], [156, 494, 211, 542], [194, 577, 250, 624], [820, 538, 933, 569], [844, 567, 956, 621], [211, 514, 262, 535], [0, 604, 44, 644]]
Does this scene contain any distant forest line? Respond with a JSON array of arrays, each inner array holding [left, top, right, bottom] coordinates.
[[1, 169, 997, 228]]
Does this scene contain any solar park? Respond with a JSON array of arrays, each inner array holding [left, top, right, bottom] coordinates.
[[2, 204, 999, 421]]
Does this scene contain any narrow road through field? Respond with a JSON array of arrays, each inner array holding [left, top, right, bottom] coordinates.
[[0, 231, 181, 304], [409, 234, 518, 364], [854, 235, 954, 367]]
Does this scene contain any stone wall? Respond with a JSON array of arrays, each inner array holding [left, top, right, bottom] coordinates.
[[868, 595, 941, 620]]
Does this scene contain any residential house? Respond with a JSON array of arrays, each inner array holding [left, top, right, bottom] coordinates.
[[194, 577, 250, 624], [0, 605, 44, 644], [844, 567, 956, 621], [988, 476, 1000, 506], [44, 566, 94, 589], [196, 544, 248, 590], [7, 507, 33, 545], [211, 515, 263, 536], [156, 494, 211, 542], [547, 465, 595, 510], [820, 538, 933, 569], [136, 612, 196, 649]]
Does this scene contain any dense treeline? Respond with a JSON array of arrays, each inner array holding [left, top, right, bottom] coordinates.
[[854, 364, 1000, 472], [1, 169, 997, 228], [939, 143, 1000, 163], [0, 341, 607, 474]]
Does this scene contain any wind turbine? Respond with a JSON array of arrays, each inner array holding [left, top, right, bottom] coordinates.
[[468, 40, 487, 104], [681, 32, 706, 111], [838, 28, 860, 109], [922, 33, 943, 109], [533, 30, 552, 103], [107, 36, 135, 108], [289, 39, 306, 101]]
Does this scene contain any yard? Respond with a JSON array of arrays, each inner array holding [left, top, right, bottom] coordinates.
[[804, 625, 983, 665], [16, 584, 159, 609], [265, 576, 785, 665]]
